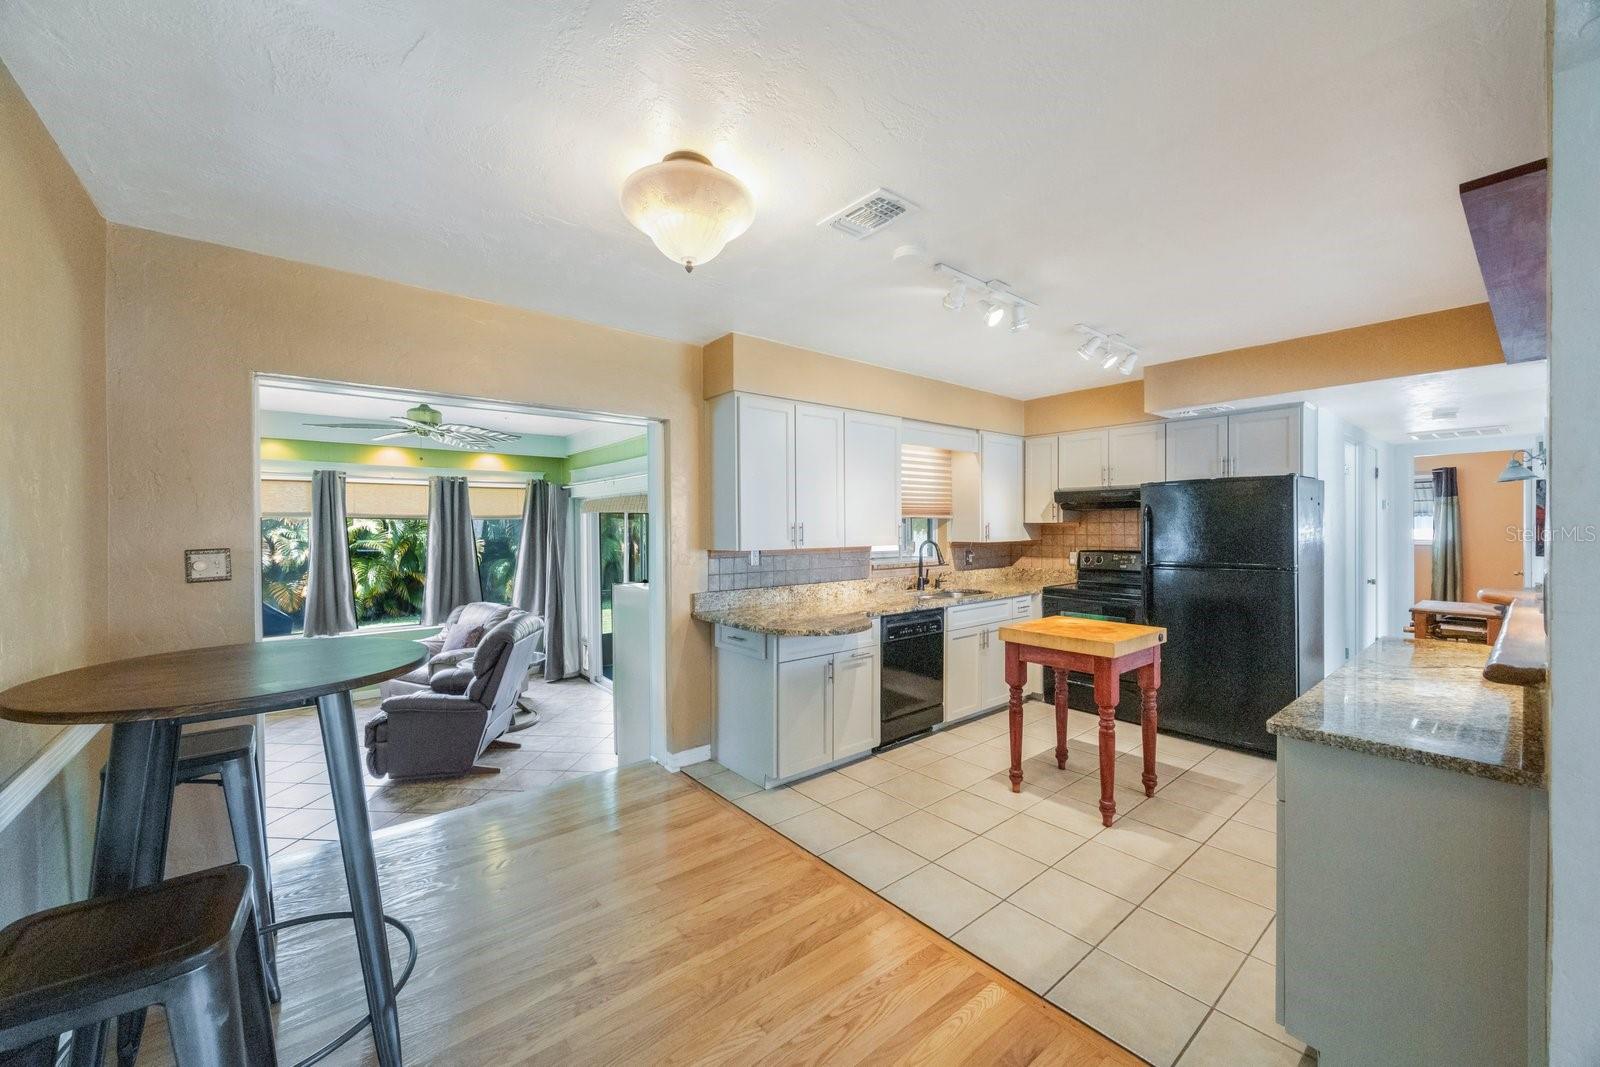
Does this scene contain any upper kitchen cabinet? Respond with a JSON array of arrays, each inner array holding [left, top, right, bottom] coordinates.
[[843, 410, 903, 548], [1035, 423, 1167, 495], [711, 392, 900, 551], [1023, 434, 1060, 522], [1107, 423, 1167, 486], [1057, 429, 1108, 489], [950, 431, 1029, 542], [1164, 404, 1317, 481]]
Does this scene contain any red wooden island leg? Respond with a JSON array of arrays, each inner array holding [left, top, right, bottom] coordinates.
[[1092, 660, 1119, 826], [1137, 658, 1161, 797], [1053, 668, 1069, 769], [1006, 642, 1026, 793]]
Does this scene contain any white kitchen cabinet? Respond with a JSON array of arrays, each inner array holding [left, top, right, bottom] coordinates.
[[1228, 406, 1302, 477], [1023, 434, 1060, 523], [979, 626, 1013, 711], [980, 432, 1028, 541], [793, 403, 845, 548], [1057, 429, 1109, 489], [843, 410, 902, 548], [943, 626, 985, 722], [712, 392, 852, 550], [1162, 405, 1317, 481], [714, 625, 881, 786], [1107, 423, 1167, 486], [830, 648, 880, 759], [776, 655, 831, 778], [1165, 416, 1228, 480]]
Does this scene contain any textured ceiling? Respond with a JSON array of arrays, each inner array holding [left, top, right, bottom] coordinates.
[[1, 0, 1548, 399]]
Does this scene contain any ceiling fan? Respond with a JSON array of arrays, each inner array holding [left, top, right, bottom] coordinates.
[[310, 402, 519, 448]]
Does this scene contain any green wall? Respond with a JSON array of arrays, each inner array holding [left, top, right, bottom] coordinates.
[[260, 433, 648, 482]]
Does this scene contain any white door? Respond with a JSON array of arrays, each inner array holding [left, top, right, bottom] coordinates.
[[1360, 443, 1381, 647], [980, 627, 1013, 711], [793, 403, 845, 548], [943, 627, 984, 722], [1228, 407, 1301, 477], [737, 395, 795, 549], [980, 432, 1027, 541], [1165, 417, 1228, 480], [776, 655, 831, 778], [843, 411, 902, 548], [1023, 435, 1061, 523], [1057, 430, 1109, 489], [830, 649, 878, 759], [1108, 423, 1167, 486]]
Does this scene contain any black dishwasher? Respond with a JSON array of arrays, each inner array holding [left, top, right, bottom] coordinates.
[[878, 608, 944, 748]]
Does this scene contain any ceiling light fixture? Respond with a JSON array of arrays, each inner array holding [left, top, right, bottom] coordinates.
[[620, 150, 754, 272], [1116, 351, 1139, 376], [933, 263, 1037, 331], [1101, 346, 1122, 371], [1498, 444, 1548, 482], [1076, 325, 1142, 375]]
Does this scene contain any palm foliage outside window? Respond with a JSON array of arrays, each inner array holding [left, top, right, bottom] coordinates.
[[348, 518, 429, 626], [475, 518, 523, 605]]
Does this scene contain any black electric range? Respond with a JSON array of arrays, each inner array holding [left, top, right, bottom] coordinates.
[[1040, 549, 1147, 724]]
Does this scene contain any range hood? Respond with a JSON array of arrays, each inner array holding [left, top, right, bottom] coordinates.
[[1055, 487, 1141, 511]]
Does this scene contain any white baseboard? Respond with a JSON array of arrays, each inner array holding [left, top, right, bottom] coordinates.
[[0, 724, 102, 833], [660, 745, 710, 772]]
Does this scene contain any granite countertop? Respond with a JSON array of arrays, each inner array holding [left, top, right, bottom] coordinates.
[[691, 565, 1075, 637], [1267, 637, 1545, 787]]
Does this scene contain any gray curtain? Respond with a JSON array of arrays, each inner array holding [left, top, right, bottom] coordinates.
[[424, 476, 481, 625], [512, 479, 573, 680], [1431, 466, 1462, 600], [302, 470, 357, 637]]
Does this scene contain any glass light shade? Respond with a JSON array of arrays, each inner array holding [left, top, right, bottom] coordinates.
[[620, 151, 754, 272]]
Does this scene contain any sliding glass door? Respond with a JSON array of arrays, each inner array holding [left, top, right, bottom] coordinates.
[[597, 510, 648, 681]]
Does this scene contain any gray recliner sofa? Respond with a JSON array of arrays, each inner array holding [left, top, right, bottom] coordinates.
[[379, 602, 536, 702], [364, 611, 545, 780]]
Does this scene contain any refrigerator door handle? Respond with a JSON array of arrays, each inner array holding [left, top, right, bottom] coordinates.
[[1141, 504, 1155, 618]]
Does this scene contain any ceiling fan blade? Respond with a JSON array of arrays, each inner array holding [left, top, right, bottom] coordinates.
[[372, 430, 415, 441], [308, 421, 399, 430], [438, 423, 518, 442]]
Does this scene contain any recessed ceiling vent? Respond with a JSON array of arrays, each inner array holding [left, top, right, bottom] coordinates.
[[1169, 405, 1235, 418], [1408, 425, 1509, 441], [820, 188, 918, 239]]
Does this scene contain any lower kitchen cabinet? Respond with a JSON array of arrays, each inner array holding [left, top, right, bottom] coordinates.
[[944, 597, 1039, 723], [714, 624, 881, 787]]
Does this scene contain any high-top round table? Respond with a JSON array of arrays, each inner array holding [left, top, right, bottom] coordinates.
[[0, 637, 425, 1067]]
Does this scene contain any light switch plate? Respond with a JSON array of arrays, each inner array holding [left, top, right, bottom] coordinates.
[[184, 548, 232, 583]]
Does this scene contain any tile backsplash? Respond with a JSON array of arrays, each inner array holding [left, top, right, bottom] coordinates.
[[706, 547, 871, 591]]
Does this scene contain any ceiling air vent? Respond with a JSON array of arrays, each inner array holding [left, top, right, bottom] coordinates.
[[820, 188, 918, 239], [1408, 425, 1509, 441], [1169, 405, 1235, 418]]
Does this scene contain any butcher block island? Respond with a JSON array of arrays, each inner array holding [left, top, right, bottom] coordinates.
[[998, 616, 1166, 827]]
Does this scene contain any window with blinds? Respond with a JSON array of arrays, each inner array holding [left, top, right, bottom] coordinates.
[[900, 445, 953, 518], [258, 477, 527, 518]]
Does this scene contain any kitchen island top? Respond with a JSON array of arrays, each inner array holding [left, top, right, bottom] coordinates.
[[691, 565, 1073, 637], [1267, 637, 1544, 786]]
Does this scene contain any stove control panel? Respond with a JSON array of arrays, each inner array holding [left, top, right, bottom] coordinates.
[[1077, 550, 1143, 572]]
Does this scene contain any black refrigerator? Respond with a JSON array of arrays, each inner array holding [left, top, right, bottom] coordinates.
[[1142, 475, 1324, 754]]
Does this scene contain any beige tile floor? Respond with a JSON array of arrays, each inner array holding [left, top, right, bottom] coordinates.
[[261, 679, 617, 865], [687, 700, 1313, 1067]]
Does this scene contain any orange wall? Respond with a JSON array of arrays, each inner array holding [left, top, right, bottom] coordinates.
[[1142, 304, 1504, 413], [1023, 381, 1157, 436], [1413, 451, 1527, 601], [704, 332, 1024, 434]]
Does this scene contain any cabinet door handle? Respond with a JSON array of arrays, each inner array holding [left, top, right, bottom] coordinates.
[[985, 522, 991, 540], [847, 650, 874, 661], [799, 522, 805, 545]]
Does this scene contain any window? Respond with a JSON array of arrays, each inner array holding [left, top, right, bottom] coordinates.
[[598, 510, 648, 679], [475, 518, 524, 605], [872, 517, 943, 562], [1412, 474, 1436, 544], [260, 516, 310, 636], [347, 518, 429, 627]]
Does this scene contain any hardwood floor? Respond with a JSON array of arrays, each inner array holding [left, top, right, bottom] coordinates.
[[135, 763, 1137, 1065]]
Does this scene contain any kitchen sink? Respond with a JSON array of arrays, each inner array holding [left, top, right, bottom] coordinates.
[[916, 588, 984, 600]]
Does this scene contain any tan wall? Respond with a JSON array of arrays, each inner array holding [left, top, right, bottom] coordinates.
[[0, 64, 108, 785], [1413, 451, 1526, 602], [1023, 381, 1157, 436], [103, 227, 713, 752], [704, 333, 1024, 434], [1141, 304, 1504, 413]]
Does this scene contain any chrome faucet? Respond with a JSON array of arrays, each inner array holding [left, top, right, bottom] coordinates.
[[915, 539, 946, 591]]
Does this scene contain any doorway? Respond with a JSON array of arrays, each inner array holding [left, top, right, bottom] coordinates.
[[593, 508, 648, 684], [1341, 439, 1380, 662]]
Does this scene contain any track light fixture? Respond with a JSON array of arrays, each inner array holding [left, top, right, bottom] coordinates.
[[1075, 325, 1142, 376], [933, 263, 1036, 333]]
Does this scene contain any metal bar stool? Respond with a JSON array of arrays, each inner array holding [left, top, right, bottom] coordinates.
[[175, 724, 281, 1003], [0, 864, 276, 1066]]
